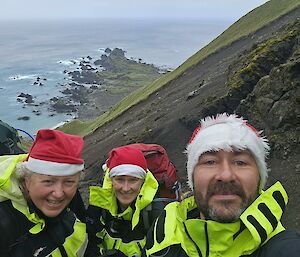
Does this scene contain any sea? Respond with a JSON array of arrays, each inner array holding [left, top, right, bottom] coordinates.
[[0, 18, 232, 137]]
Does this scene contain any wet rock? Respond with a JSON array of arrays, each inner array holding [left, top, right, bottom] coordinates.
[[105, 47, 112, 54], [17, 116, 30, 121], [17, 93, 34, 104]]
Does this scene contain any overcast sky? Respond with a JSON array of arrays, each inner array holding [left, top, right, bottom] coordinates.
[[1, 0, 269, 21]]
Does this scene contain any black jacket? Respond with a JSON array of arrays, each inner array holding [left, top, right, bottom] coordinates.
[[0, 199, 87, 257], [85, 205, 147, 257], [246, 230, 300, 257]]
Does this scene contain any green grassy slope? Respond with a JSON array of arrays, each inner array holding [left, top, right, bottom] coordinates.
[[61, 0, 300, 136]]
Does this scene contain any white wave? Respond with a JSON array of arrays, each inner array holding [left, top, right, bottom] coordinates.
[[57, 59, 79, 66], [51, 116, 76, 130], [97, 48, 106, 53], [8, 74, 37, 81], [47, 70, 62, 74], [51, 121, 67, 129]]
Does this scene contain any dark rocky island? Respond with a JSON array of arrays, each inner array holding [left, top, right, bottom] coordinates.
[[17, 47, 166, 121]]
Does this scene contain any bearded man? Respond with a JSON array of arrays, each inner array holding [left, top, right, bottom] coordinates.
[[145, 113, 300, 257]]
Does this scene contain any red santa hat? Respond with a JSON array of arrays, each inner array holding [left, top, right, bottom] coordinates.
[[186, 113, 270, 191], [107, 145, 147, 179], [26, 129, 84, 176]]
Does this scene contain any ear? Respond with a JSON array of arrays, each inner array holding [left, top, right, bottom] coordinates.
[[20, 178, 31, 200], [24, 176, 30, 187]]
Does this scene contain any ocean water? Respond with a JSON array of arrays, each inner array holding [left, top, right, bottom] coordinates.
[[0, 18, 231, 136]]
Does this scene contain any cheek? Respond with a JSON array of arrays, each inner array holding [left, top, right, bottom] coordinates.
[[112, 182, 121, 191], [231, 170, 259, 201], [25, 178, 43, 195], [66, 186, 78, 198], [193, 169, 210, 191], [112, 184, 124, 195], [133, 181, 144, 194], [134, 182, 142, 190], [132, 187, 140, 196], [26, 182, 40, 196], [28, 186, 50, 204], [243, 175, 260, 197]]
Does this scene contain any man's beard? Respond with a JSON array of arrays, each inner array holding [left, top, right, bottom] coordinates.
[[194, 181, 258, 223]]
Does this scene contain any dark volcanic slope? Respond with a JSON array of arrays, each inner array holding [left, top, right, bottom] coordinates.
[[81, 8, 300, 232]]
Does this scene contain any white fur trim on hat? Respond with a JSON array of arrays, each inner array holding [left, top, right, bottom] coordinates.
[[109, 164, 146, 179], [186, 113, 270, 191], [26, 157, 84, 176]]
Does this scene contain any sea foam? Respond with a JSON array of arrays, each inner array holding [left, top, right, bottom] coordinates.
[[9, 74, 37, 81]]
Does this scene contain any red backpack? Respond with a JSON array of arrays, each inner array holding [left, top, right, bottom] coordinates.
[[127, 143, 180, 200]]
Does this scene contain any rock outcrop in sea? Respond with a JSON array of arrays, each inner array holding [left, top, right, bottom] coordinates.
[[17, 47, 165, 121]]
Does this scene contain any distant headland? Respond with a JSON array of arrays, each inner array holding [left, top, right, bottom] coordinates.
[[16, 47, 170, 122]]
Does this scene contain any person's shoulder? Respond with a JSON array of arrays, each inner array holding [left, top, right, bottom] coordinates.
[[0, 200, 17, 226], [145, 201, 187, 256], [258, 230, 300, 257], [0, 200, 24, 249]]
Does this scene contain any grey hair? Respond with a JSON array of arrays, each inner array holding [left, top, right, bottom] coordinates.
[[15, 161, 85, 181], [15, 162, 33, 183]]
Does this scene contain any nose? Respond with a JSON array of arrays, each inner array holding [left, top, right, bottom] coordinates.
[[52, 183, 65, 198], [215, 160, 236, 182], [122, 181, 131, 192]]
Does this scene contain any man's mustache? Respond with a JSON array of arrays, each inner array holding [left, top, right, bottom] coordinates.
[[206, 181, 246, 199]]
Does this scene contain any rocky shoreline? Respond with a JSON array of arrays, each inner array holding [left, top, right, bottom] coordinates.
[[16, 47, 169, 122]]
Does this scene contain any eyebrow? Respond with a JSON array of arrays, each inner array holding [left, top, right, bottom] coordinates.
[[232, 150, 253, 156], [201, 150, 252, 156]]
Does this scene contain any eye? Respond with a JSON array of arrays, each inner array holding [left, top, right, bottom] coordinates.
[[234, 160, 247, 166], [65, 180, 76, 186], [205, 160, 216, 165], [129, 178, 139, 183], [198, 154, 218, 166], [113, 177, 124, 183], [198, 158, 216, 166], [42, 180, 54, 185]]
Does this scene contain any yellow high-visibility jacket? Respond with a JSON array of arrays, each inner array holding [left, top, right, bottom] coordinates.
[[146, 182, 295, 257], [0, 154, 88, 257], [87, 169, 158, 257]]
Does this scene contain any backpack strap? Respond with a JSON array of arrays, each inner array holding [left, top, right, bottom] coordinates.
[[142, 204, 151, 231], [142, 200, 167, 231]]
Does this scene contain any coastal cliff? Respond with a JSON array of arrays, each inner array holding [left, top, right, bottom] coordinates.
[[80, 7, 300, 232]]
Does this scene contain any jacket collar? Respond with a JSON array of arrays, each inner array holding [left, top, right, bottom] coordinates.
[[182, 182, 287, 256]]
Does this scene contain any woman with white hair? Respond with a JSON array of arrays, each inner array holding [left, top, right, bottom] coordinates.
[[0, 129, 88, 257]]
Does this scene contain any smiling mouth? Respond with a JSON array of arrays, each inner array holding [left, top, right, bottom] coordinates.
[[120, 195, 134, 200], [47, 199, 64, 206], [211, 194, 240, 201]]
